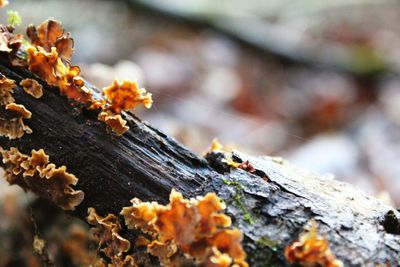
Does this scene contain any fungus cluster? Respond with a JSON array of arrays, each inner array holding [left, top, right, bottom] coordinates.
[[0, 75, 16, 104], [0, 17, 152, 136], [103, 79, 152, 114], [121, 189, 248, 267], [0, 75, 32, 139], [0, 10, 249, 267], [0, 147, 84, 210], [23, 19, 152, 135], [284, 221, 343, 267], [62, 225, 105, 267], [20, 78, 43, 98], [98, 79, 152, 134], [0, 22, 24, 64], [25, 20, 93, 104], [98, 79, 152, 135], [86, 208, 136, 267]]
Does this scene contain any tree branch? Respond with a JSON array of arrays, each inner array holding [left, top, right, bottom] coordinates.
[[0, 53, 399, 266]]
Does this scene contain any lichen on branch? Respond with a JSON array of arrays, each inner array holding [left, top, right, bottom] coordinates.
[[27, 19, 73, 63], [0, 75, 32, 139], [0, 17, 153, 136], [86, 208, 137, 267], [0, 147, 84, 210], [22, 19, 153, 135], [285, 220, 343, 267], [121, 189, 248, 267], [103, 79, 152, 114], [20, 78, 43, 99]]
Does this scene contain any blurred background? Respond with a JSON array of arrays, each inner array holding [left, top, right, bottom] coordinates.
[[1, 0, 400, 264]]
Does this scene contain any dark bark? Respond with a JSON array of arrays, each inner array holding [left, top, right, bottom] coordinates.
[[0, 54, 399, 266]]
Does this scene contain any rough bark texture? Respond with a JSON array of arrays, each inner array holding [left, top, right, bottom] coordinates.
[[0, 54, 399, 266]]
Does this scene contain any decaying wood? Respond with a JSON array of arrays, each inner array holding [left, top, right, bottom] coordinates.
[[0, 53, 399, 266]]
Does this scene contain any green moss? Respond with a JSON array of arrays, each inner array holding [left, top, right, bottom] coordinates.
[[7, 11, 22, 27], [257, 236, 278, 251], [243, 213, 254, 224], [222, 178, 243, 190], [222, 178, 255, 224], [233, 193, 255, 224]]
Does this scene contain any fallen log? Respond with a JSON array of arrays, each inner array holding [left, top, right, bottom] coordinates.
[[0, 47, 399, 267]]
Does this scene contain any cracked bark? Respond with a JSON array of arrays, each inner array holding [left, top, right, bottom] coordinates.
[[0, 53, 399, 266]]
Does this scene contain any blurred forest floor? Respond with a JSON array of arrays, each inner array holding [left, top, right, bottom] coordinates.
[[1, 0, 400, 265]]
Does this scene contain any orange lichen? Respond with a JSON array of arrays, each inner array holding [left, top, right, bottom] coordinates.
[[27, 19, 74, 62], [121, 189, 248, 267], [0, 147, 84, 210], [26, 46, 94, 104], [62, 224, 137, 267], [25, 20, 93, 104], [0, 112, 32, 139], [0, 75, 33, 139], [6, 103, 32, 119], [285, 221, 343, 267], [96, 80, 152, 134], [0, 74, 16, 105], [196, 192, 232, 235], [0, 18, 151, 136], [87, 208, 137, 267], [1, 103, 32, 138], [26, 46, 61, 86], [20, 78, 43, 98], [24, 19, 152, 135], [62, 225, 102, 266], [103, 80, 152, 114], [98, 110, 129, 136]]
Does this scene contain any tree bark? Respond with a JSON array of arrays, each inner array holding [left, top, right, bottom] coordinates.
[[0, 54, 399, 267]]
